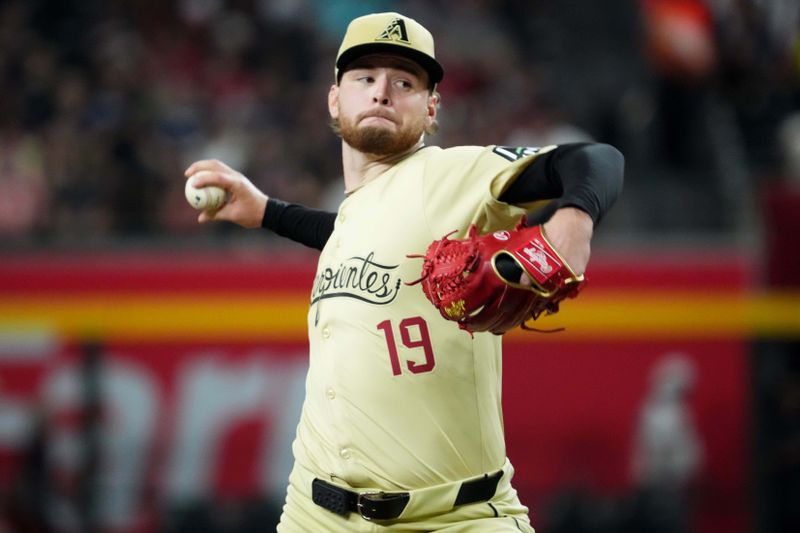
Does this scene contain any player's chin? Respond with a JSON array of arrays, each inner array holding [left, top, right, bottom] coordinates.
[[353, 127, 396, 148]]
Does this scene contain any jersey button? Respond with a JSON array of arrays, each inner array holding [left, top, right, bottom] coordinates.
[[338, 214, 346, 224], [339, 448, 351, 460], [322, 327, 331, 339], [326, 388, 336, 400]]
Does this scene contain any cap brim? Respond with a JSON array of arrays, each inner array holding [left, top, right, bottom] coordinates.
[[336, 43, 444, 85]]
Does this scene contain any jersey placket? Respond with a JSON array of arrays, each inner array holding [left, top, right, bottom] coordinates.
[[318, 203, 358, 473]]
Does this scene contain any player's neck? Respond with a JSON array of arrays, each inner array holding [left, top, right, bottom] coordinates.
[[341, 140, 424, 194]]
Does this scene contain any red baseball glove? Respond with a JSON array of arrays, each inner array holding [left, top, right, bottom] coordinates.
[[408, 218, 585, 335]]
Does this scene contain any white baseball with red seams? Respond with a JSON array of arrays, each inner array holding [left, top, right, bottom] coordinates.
[[185, 178, 226, 210]]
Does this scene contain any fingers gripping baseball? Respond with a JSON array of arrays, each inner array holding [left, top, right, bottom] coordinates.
[[184, 160, 268, 229]]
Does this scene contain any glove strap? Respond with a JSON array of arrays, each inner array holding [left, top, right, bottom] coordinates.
[[492, 225, 583, 297]]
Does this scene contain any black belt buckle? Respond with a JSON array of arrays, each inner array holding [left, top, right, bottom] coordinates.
[[356, 491, 385, 521], [312, 478, 410, 521], [357, 490, 410, 521]]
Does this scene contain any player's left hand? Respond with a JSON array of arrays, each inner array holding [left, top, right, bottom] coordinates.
[[409, 215, 587, 335], [517, 207, 592, 287]]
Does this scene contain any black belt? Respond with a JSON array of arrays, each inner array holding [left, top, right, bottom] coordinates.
[[311, 469, 503, 521]]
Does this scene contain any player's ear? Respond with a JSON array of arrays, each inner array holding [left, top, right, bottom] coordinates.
[[328, 84, 340, 119], [425, 91, 439, 123]]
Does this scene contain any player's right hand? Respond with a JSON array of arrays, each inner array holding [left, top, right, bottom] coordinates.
[[184, 159, 268, 228]]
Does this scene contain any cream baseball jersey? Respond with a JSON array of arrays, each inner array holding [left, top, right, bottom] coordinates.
[[293, 144, 554, 491]]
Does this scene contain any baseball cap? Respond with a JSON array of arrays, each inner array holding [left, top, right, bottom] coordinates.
[[335, 12, 444, 87]]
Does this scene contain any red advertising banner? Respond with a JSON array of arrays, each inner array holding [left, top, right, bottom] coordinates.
[[0, 249, 792, 532]]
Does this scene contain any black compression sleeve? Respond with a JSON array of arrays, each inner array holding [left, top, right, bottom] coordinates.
[[499, 143, 624, 226], [261, 198, 336, 251]]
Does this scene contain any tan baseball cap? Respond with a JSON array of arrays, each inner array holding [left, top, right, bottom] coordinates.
[[335, 12, 444, 86]]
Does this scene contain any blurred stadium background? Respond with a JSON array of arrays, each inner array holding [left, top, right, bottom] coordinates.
[[1, 0, 798, 532]]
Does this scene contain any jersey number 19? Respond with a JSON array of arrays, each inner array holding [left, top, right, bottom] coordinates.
[[376, 317, 436, 376]]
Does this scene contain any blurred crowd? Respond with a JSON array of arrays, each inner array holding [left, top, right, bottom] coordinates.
[[0, 0, 798, 248]]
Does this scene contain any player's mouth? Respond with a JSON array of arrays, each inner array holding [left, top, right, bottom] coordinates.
[[359, 111, 396, 126]]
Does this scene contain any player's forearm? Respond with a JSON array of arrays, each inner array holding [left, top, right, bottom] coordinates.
[[500, 142, 625, 226], [261, 198, 337, 251]]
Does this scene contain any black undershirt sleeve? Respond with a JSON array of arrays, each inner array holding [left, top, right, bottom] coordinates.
[[499, 142, 624, 226], [261, 198, 336, 251]]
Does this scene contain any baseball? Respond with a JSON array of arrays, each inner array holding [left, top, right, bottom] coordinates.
[[185, 179, 226, 211]]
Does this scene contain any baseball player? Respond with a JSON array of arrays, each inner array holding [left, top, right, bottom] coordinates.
[[186, 12, 623, 532]]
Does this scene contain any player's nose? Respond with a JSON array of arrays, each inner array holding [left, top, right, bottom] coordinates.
[[371, 75, 391, 105]]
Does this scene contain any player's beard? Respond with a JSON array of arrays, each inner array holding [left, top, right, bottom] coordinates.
[[338, 113, 425, 156]]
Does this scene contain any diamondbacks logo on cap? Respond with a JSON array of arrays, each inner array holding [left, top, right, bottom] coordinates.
[[377, 18, 410, 43]]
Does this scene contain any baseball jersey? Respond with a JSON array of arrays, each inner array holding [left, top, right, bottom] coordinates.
[[292, 144, 554, 491]]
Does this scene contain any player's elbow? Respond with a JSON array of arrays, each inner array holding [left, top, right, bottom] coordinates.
[[589, 143, 625, 194], [596, 142, 624, 162]]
